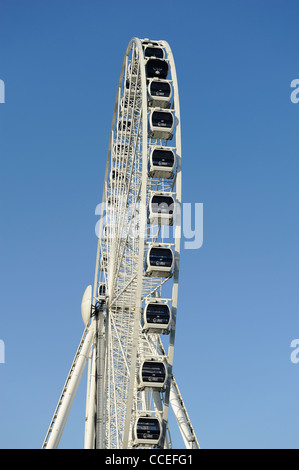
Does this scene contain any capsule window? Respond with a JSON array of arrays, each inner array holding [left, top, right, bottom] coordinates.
[[148, 80, 172, 109], [144, 46, 164, 59], [118, 119, 132, 132], [144, 303, 171, 328], [148, 111, 174, 140], [98, 283, 106, 298], [113, 143, 129, 159], [150, 195, 174, 214], [142, 361, 166, 382], [110, 169, 126, 185], [152, 111, 173, 128], [120, 96, 135, 112], [152, 149, 174, 167], [148, 194, 175, 226], [111, 169, 118, 180], [125, 78, 138, 90], [149, 247, 173, 267], [145, 59, 168, 79], [100, 255, 108, 271], [135, 417, 161, 444], [149, 80, 171, 98], [145, 245, 173, 277], [107, 195, 117, 205], [148, 148, 175, 179], [139, 360, 166, 389], [102, 225, 110, 240]]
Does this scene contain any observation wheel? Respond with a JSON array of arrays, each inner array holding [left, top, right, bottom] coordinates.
[[42, 37, 199, 450]]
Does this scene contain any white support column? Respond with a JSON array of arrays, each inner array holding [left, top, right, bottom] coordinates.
[[46, 326, 95, 449], [170, 384, 193, 448], [96, 312, 106, 448], [169, 378, 200, 449], [84, 348, 96, 448]]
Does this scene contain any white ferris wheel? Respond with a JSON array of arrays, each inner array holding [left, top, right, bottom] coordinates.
[[42, 37, 199, 450]]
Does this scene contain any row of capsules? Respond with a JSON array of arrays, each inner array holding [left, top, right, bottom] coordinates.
[[133, 39, 177, 448]]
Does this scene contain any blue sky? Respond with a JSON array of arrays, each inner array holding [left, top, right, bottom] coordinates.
[[1, 0, 299, 449]]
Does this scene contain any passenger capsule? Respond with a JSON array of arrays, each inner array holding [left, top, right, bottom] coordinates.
[[120, 96, 134, 114], [148, 147, 175, 179], [125, 74, 138, 89], [145, 58, 169, 79], [128, 60, 139, 76], [148, 79, 172, 108], [98, 283, 106, 299], [143, 302, 171, 332], [145, 245, 174, 277], [134, 416, 161, 446], [118, 119, 132, 132], [107, 195, 117, 206], [100, 255, 108, 271], [139, 360, 167, 389], [148, 110, 174, 140], [109, 169, 126, 186], [113, 143, 129, 160], [148, 193, 175, 225], [102, 224, 110, 241]]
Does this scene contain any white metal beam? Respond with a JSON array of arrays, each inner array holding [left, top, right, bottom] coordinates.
[[43, 325, 95, 449]]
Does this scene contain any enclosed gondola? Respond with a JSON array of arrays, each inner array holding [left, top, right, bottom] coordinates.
[[138, 359, 167, 390], [118, 119, 132, 132], [133, 415, 161, 446], [143, 302, 171, 333], [148, 110, 174, 140], [145, 58, 169, 80], [145, 245, 174, 277], [102, 224, 112, 241], [148, 147, 175, 179], [107, 195, 118, 206], [113, 143, 129, 160], [120, 96, 135, 116], [148, 79, 172, 108], [100, 255, 108, 271], [109, 169, 126, 187], [148, 193, 175, 225], [125, 73, 138, 88], [98, 283, 106, 299]]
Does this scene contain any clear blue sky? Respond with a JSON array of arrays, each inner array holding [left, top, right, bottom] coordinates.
[[1, 0, 299, 449]]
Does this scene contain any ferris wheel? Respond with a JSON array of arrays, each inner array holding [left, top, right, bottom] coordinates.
[[42, 37, 199, 450]]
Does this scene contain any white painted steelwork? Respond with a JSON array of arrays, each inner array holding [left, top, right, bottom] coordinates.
[[42, 38, 199, 450]]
